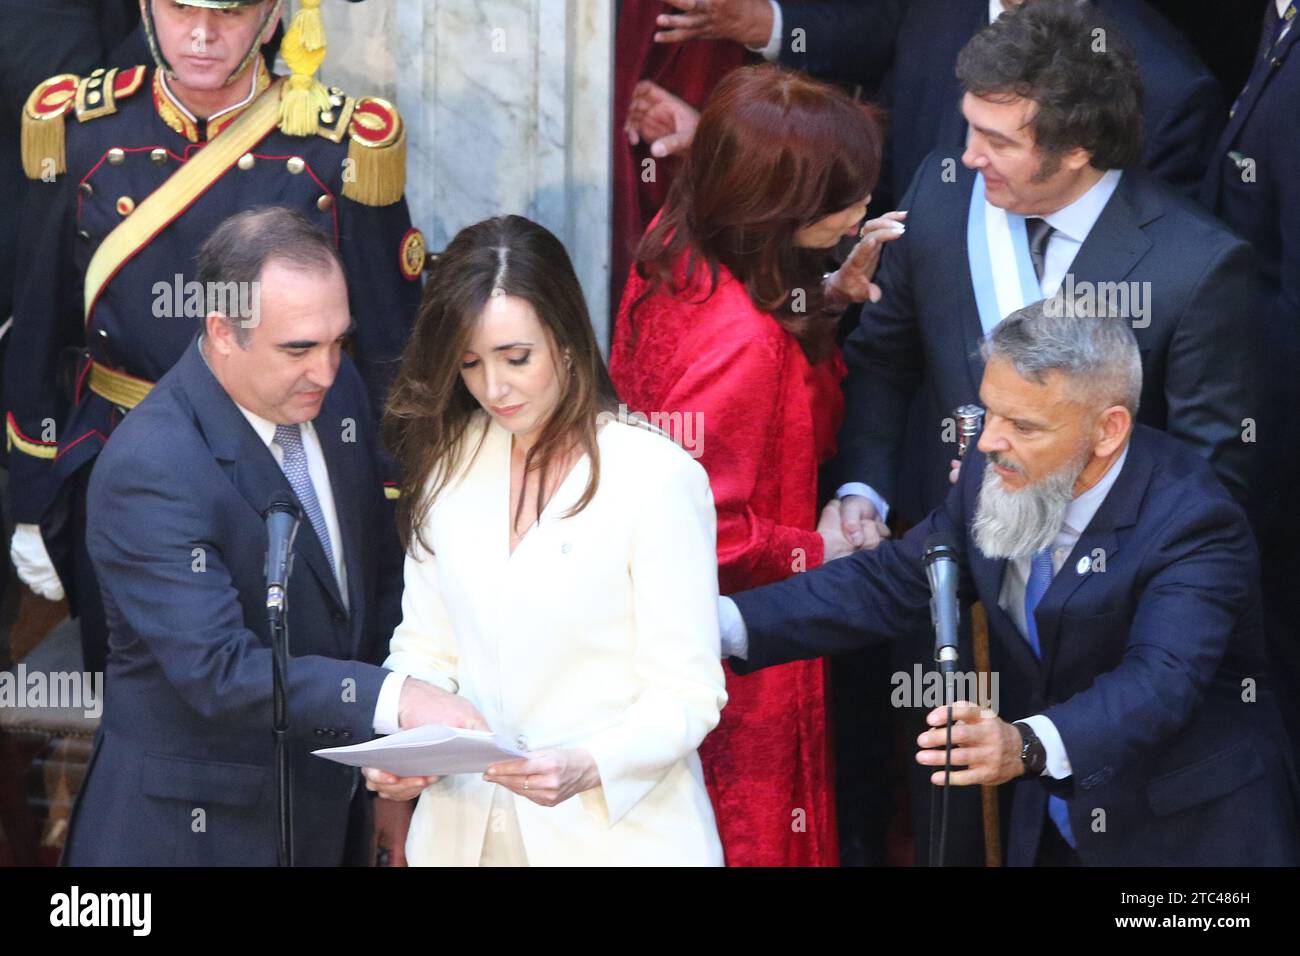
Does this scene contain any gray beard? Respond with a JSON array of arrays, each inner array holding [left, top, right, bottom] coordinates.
[[971, 453, 1085, 561]]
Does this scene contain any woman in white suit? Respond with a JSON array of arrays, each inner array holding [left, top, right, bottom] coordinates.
[[364, 215, 727, 866]]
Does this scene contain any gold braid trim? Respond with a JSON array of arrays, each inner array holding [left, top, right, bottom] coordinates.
[[21, 74, 79, 179]]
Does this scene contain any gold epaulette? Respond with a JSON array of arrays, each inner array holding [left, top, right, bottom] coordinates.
[[21, 73, 78, 178], [20, 67, 147, 179], [340, 95, 407, 207]]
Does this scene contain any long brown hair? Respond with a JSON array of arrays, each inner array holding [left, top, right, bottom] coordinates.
[[633, 64, 883, 362], [384, 215, 620, 554]]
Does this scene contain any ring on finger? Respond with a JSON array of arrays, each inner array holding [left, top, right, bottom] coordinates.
[[523, 775, 530, 791]]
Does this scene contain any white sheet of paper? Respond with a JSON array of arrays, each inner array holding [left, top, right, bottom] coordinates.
[[313, 724, 528, 776]]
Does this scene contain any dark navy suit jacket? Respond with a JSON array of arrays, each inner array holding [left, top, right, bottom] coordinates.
[[1201, 5, 1299, 313], [1200, 10, 1300, 498], [62, 337, 403, 866], [833, 159, 1262, 526], [1200, 1, 1300, 766], [733, 425, 1300, 866], [779, 0, 1223, 205]]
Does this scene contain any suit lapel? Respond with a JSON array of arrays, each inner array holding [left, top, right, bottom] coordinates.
[[1205, 23, 1299, 200], [1033, 527, 1119, 689], [1029, 434, 1154, 688], [313, 393, 365, 656], [1227, 15, 1299, 146], [971, 549, 1041, 680], [1063, 173, 1156, 286]]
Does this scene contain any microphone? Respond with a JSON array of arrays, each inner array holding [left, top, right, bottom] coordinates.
[[264, 493, 302, 616], [954, 404, 985, 460], [923, 533, 960, 676]]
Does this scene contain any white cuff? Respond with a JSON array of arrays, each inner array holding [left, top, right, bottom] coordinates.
[[718, 597, 750, 660], [744, 0, 783, 61], [1020, 714, 1072, 779], [836, 483, 891, 524], [372, 671, 406, 735]]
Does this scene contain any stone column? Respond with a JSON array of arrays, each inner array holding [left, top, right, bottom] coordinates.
[[317, 0, 615, 348]]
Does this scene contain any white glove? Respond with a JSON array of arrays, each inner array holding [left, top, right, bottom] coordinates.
[[11, 523, 64, 602]]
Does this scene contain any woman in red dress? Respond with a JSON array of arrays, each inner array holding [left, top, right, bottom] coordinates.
[[609, 65, 903, 866]]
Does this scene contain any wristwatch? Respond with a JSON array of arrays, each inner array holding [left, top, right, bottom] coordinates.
[[1013, 721, 1046, 777]]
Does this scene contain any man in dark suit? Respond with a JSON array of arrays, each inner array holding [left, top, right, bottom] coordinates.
[[834, 0, 1258, 539], [721, 304, 1299, 866], [61, 208, 481, 866], [818, 0, 1261, 867], [1200, 1, 1300, 767]]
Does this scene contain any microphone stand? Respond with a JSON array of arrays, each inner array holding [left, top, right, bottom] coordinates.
[[268, 579, 293, 867], [927, 406, 986, 867], [264, 498, 301, 868], [954, 404, 1002, 866], [928, 653, 957, 868]]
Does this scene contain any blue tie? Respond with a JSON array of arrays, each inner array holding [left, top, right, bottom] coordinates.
[[273, 423, 338, 583], [1024, 547, 1077, 848]]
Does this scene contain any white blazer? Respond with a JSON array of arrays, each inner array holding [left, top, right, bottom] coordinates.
[[385, 412, 727, 866]]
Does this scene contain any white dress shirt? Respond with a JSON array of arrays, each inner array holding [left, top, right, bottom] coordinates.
[[723, 442, 1132, 780], [1032, 168, 1123, 298], [751, 0, 784, 60], [231, 398, 406, 735]]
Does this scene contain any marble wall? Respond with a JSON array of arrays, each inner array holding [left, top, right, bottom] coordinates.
[[315, 0, 615, 347]]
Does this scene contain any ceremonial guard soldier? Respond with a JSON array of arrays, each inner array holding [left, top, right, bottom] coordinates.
[[7, 0, 423, 674]]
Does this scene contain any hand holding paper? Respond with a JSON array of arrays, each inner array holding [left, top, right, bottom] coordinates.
[[315, 723, 528, 801]]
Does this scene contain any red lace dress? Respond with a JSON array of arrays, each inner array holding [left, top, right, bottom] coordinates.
[[610, 256, 845, 866]]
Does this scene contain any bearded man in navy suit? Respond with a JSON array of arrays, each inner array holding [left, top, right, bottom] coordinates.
[[721, 303, 1299, 866]]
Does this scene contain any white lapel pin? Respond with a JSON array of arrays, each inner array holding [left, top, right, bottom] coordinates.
[[1076, 556, 1091, 575]]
